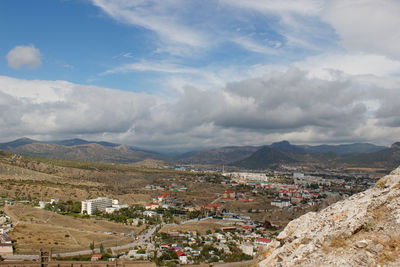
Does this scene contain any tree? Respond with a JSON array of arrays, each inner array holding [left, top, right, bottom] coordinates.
[[90, 241, 95, 253], [99, 243, 104, 254]]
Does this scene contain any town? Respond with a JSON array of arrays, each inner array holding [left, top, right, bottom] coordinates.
[[0, 165, 380, 266]]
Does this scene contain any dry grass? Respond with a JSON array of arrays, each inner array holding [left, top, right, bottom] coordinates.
[[6, 204, 142, 254], [376, 235, 400, 265], [375, 177, 387, 188], [322, 234, 348, 253]]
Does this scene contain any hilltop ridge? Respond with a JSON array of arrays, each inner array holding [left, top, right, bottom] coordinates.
[[259, 166, 400, 266]]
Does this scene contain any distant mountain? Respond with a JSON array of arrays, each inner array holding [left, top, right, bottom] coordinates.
[[269, 140, 386, 155], [338, 142, 400, 168], [50, 138, 119, 147], [270, 140, 307, 153], [178, 141, 387, 167], [233, 146, 298, 169], [0, 138, 394, 168], [0, 137, 38, 149], [0, 138, 162, 164], [177, 146, 260, 165], [232, 141, 397, 170], [301, 142, 387, 155]]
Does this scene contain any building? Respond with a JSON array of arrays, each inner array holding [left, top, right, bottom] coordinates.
[[203, 203, 222, 213], [176, 250, 187, 264], [255, 237, 272, 245], [81, 197, 113, 215], [271, 198, 291, 208], [0, 233, 13, 255], [223, 190, 236, 199], [105, 203, 129, 214], [143, 211, 157, 217], [145, 203, 160, 210], [223, 172, 267, 182], [240, 243, 254, 256], [158, 192, 171, 203], [91, 254, 102, 261], [39, 201, 47, 209]]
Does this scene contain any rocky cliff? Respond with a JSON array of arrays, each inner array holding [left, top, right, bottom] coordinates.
[[259, 166, 400, 267]]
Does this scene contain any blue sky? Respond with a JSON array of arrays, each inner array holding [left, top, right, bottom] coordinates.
[[0, 0, 335, 92], [1, 0, 400, 151]]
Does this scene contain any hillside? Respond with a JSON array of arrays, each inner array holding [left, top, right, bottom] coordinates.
[[0, 138, 162, 164], [258, 166, 400, 266], [234, 146, 298, 169], [0, 138, 394, 168], [177, 146, 259, 165], [178, 141, 387, 167], [233, 142, 398, 170], [338, 142, 400, 168]]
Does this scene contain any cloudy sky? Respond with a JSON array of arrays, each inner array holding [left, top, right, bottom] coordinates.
[[1, 0, 400, 152]]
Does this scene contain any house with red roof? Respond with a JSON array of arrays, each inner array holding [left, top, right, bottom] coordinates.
[[255, 237, 272, 245], [158, 192, 171, 203], [91, 254, 102, 261], [145, 203, 160, 210], [203, 203, 222, 213], [223, 190, 236, 199], [176, 250, 187, 264]]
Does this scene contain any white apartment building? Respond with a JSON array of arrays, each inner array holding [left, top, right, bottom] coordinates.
[[81, 197, 113, 215], [223, 172, 267, 181]]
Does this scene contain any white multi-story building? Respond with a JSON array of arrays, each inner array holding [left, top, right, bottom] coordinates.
[[81, 197, 113, 215], [271, 199, 291, 208], [223, 172, 267, 181]]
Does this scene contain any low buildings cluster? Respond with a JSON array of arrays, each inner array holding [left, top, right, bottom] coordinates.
[[0, 212, 13, 255]]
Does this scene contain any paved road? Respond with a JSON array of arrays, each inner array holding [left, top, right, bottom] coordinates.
[[55, 225, 159, 257]]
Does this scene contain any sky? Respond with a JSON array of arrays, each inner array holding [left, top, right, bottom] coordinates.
[[1, 0, 400, 152]]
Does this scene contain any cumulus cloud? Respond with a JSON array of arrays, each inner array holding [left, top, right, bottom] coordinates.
[[0, 76, 156, 139], [294, 52, 400, 79], [6, 45, 42, 70], [1, 67, 399, 150], [321, 0, 400, 60]]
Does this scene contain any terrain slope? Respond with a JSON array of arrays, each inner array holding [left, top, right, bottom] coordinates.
[[259, 166, 400, 267]]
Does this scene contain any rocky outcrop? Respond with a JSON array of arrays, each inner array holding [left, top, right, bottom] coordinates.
[[259, 166, 400, 267]]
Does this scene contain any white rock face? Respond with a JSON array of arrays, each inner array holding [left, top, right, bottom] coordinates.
[[259, 166, 400, 267]]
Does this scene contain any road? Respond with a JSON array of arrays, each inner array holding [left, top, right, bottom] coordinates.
[[55, 224, 159, 257], [3, 204, 161, 260]]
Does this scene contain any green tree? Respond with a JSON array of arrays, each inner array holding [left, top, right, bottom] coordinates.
[[90, 241, 95, 253]]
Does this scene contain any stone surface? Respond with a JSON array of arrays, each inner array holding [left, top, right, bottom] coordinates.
[[258, 166, 400, 267]]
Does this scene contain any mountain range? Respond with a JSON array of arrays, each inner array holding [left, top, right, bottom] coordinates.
[[0, 138, 162, 164], [0, 138, 398, 169]]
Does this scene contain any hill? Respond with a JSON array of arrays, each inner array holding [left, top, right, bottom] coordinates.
[[177, 146, 259, 165], [0, 138, 393, 168], [0, 138, 162, 164], [302, 142, 387, 155], [259, 166, 400, 266], [269, 140, 386, 154], [234, 146, 298, 169], [338, 142, 400, 168], [232, 141, 397, 170], [177, 141, 387, 167]]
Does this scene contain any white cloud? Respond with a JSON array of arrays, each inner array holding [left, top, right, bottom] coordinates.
[[6, 45, 42, 70], [321, 0, 400, 60], [232, 37, 278, 55], [91, 0, 207, 51], [219, 0, 322, 15], [294, 52, 400, 79], [102, 61, 199, 75], [2, 67, 399, 150]]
